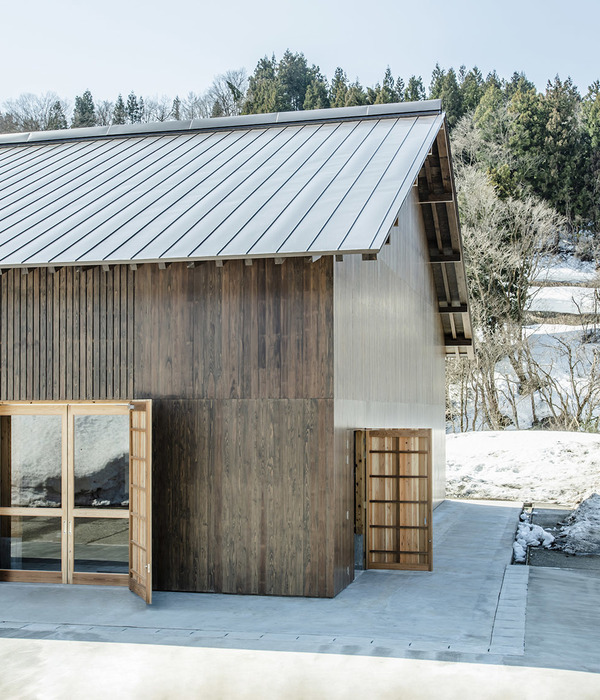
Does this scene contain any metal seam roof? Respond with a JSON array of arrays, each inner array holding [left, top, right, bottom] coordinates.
[[0, 102, 445, 267]]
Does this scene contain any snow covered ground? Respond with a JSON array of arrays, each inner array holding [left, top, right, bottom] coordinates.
[[446, 430, 600, 505], [528, 285, 599, 314], [532, 255, 598, 284]]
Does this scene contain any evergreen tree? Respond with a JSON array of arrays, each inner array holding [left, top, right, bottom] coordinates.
[[126, 91, 142, 123], [375, 67, 397, 103], [242, 55, 282, 114], [583, 81, 600, 149], [46, 101, 67, 130], [345, 81, 367, 106], [278, 50, 313, 111], [484, 70, 502, 91], [429, 63, 446, 98], [394, 77, 405, 102], [304, 73, 330, 110], [540, 76, 585, 222], [172, 96, 181, 120], [404, 76, 426, 102], [439, 68, 463, 128], [72, 90, 96, 128], [504, 72, 536, 101], [113, 94, 126, 125], [366, 85, 378, 105], [330, 67, 348, 108], [460, 67, 484, 113]]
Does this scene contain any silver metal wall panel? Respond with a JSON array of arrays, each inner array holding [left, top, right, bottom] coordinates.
[[0, 111, 444, 266]]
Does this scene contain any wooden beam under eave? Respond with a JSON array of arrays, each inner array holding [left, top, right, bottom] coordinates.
[[438, 304, 468, 314], [274, 257, 285, 265], [444, 335, 473, 347], [215, 260, 224, 267], [419, 193, 454, 204], [158, 262, 171, 270], [244, 259, 253, 266], [429, 252, 461, 264]]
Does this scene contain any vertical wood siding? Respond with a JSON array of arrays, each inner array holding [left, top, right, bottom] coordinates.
[[0, 267, 134, 401]]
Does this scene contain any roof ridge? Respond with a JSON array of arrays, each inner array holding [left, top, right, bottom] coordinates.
[[0, 100, 442, 146]]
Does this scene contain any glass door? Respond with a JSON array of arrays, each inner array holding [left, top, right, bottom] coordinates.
[[68, 404, 130, 586], [0, 405, 67, 583], [0, 403, 133, 587]]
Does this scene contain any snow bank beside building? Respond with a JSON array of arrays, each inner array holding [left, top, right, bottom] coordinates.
[[554, 493, 600, 554], [446, 430, 600, 505]]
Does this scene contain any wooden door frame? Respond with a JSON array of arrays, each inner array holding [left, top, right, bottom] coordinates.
[[0, 401, 137, 587], [355, 428, 433, 572]]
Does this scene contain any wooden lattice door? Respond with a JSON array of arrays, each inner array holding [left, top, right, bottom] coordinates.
[[361, 429, 432, 571], [128, 400, 153, 603]]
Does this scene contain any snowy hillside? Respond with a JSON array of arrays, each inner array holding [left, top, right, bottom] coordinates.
[[446, 430, 600, 505]]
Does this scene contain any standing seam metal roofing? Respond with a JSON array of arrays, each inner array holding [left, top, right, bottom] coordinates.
[[0, 101, 444, 267]]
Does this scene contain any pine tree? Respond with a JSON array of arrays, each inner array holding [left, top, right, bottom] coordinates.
[[375, 67, 397, 103], [47, 101, 67, 130], [113, 95, 126, 125], [460, 67, 484, 113], [404, 76, 426, 102], [439, 68, 463, 128], [72, 90, 96, 128], [330, 67, 348, 108], [345, 81, 367, 106], [504, 72, 536, 101], [242, 55, 282, 114], [394, 77, 405, 102], [366, 85, 378, 105], [278, 50, 312, 111], [583, 81, 600, 149], [540, 76, 585, 221], [304, 73, 330, 110], [126, 92, 142, 123], [172, 96, 181, 120], [429, 64, 446, 99]]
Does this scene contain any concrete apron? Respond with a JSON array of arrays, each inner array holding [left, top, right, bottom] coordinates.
[[3, 499, 600, 695], [0, 501, 521, 654]]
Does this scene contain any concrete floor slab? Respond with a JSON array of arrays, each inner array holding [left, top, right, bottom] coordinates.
[[2, 498, 600, 695]]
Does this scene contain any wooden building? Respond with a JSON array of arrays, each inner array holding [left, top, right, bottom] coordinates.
[[0, 101, 472, 601]]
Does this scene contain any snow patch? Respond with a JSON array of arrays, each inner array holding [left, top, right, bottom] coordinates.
[[513, 520, 555, 562], [447, 430, 600, 504], [528, 286, 599, 315], [554, 494, 600, 555]]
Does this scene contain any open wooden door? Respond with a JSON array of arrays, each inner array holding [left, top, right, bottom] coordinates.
[[357, 429, 433, 571], [128, 400, 152, 603]]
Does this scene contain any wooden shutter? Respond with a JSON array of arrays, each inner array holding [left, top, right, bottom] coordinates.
[[128, 400, 152, 603], [364, 429, 432, 571]]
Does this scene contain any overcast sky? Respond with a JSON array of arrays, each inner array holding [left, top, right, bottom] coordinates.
[[1, 0, 598, 103]]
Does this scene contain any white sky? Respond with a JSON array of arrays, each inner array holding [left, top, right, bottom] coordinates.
[[1, 0, 598, 103]]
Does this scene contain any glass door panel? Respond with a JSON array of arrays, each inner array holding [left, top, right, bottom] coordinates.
[[73, 414, 129, 509], [0, 414, 63, 508], [73, 517, 129, 574], [0, 515, 62, 571]]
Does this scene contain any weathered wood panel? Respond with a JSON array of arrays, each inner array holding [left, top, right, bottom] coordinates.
[[152, 398, 334, 597], [133, 258, 333, 401], [0, 267, 135, 401]]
